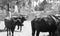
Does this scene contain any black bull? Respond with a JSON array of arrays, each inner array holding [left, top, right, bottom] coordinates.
[[15, 16, 27, 31], [4, 15, 28, 36], [31, 15, 60, 36], [4, 18, 17, 36]]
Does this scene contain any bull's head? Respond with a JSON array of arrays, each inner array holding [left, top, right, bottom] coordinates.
[[20, 15, 28, 21]]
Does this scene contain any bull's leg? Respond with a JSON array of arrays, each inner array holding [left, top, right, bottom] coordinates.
[[52, 32, 55, 36], [36, 31, 40, 36], [20, 26, 22, 32], [12, 30, 14, 36], [49, 32, 51, 36], [17, 25, 19, 30], [59, 31, 60, 36], [9, 29, 11, 36], [7, 29, 8, 36], [32, 29, 35, 36], [54, 31, 59, 36], [31, 22, 35, 36]]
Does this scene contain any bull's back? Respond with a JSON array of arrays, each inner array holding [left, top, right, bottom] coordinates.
[[31, 18, 57, 32]]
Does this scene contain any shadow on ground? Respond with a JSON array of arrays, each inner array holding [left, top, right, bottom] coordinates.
[[0, 29, 21, 32], [0, 29, 6, 32], [14, 30, 21, 32]]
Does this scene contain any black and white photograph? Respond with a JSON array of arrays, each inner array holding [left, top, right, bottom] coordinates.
[[0, 0, 60, 36]]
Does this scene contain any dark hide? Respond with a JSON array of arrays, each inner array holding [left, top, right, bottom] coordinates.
[[17, 16, 27, 31], [31, 15, 58, 36], [4, 18, 17, 36], [13, 16, 27, 31]]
